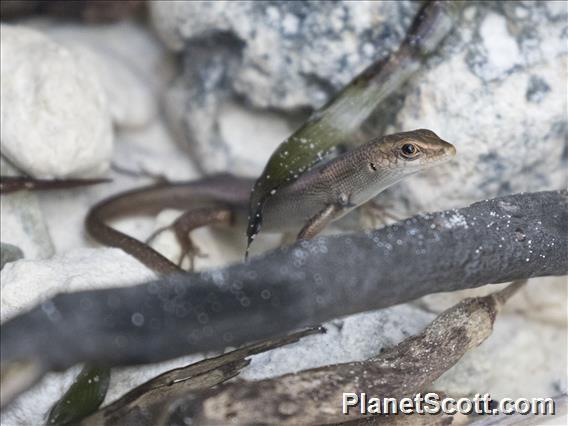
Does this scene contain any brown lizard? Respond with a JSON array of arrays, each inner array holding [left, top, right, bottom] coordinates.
[[85, 129, 455, 274]]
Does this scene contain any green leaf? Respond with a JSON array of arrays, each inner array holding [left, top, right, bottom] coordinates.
[[46, 364, 110, 426], [246, 1, 464, 254]]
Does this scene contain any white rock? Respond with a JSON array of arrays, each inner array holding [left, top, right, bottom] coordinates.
[[0, 247, 155, 322], [156, 2, 567, 213], [1, 366, 84, 426], [416, 276, 567, 327], [0, 191, 55, 262], [0, 25, 113, 178], [44, 23, 160, 129], [387, 52, 567, 214], [40, 21, 172, 96], [478, 13, 521, 80], [150, 1, 416, 109], [0, 158, 55, 261], [434, 311, 567, 400], [155, 1, 417, 174], [216, 100, 294, 175], [382, 5, 567, 215], [242, 304, 435, 381], [67, 43, 155, 129]]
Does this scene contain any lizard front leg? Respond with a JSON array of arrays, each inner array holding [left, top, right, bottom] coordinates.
[[297, 203, 343, 240]]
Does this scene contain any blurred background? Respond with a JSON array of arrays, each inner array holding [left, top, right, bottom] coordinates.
[[1, 1, 566, 425]]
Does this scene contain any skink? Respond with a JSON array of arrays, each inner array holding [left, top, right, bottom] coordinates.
[[85, 129, 456, 274]]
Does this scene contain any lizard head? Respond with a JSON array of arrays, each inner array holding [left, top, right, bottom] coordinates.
[[338, 128, 456, 211], [368, 129, 456, 174]]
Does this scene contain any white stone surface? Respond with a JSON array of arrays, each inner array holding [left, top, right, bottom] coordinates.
[[217, 101, 294, 176], [0, 25, 113, 178], [150, 1, 417, 110], [387, 52, 567, 214], [417, 276, 567, 327], [241, 305, 435, 381], [65, 43, 155, 129], [155, 1, 418, 175], [434, 306, 567, 400], [43, 22, 164, 129], [0, 248, 155, 322], [420, 277, 567, 400], [0, 159, 54, 261], [0, 191, 54, 262], [39, 21, 173, 97]]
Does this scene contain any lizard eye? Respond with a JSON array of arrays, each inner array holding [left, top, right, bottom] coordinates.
[[369, 162, 377, 171], [400, 143, 420, 159]]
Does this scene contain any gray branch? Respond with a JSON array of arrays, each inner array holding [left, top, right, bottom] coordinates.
[[1, 190, 566, 376]]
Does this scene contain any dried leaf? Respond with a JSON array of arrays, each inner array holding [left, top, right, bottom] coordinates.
[[82, 326, 324, 426]]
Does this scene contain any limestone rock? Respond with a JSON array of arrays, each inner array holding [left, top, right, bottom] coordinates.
[[63, 42, 155, 130], [241, 304, 435, 381], [0, 25, 113, 178], [433, 310, 567, 400], [0, 190, 54, 261], [154, 1, 567, 206], [0, 248, 155, 322], [153, 1, 418, 174], [151, 1, 418, 109], [44, 22, 164, 129], [384, 3, 568, 214]]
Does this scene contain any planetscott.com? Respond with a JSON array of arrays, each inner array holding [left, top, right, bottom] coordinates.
[[342, 392, 556, 416]]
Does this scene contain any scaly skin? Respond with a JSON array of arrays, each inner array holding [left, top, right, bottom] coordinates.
[[260, 129, 455, 235], [85, 175, 252, 275], [85, 130, 455, 274]]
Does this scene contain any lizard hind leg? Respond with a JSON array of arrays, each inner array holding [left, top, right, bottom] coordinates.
[[145, 206, 233, 271]]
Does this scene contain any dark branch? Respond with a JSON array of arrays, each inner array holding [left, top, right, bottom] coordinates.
[[2, 191, 566, 375], [0, 176, 110, 194]]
